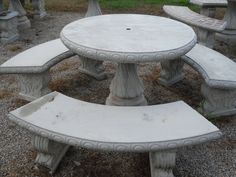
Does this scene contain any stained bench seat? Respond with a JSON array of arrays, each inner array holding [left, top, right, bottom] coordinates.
[[0, 39, 75, 101], [182, 44, 236, 117], [163, 5, 227, 48], [8, 91, 222, 175]]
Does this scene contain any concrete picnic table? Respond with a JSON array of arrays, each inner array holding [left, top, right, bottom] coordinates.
[[61, 14, 197, 106]]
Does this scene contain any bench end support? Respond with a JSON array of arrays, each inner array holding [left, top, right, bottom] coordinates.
[[32, 135, 70, 174], [201, 83, 236, 117], [17, 71, 51, 101], [149, 150, 176, 177], [159, 59, 184, 86]]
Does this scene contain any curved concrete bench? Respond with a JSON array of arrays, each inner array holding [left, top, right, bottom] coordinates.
[[8, 91, 222, 175], [163, 5, 227, 48], [182, 44, 236, 117], [190, 0, 227, 17], [0, 39, 75, 101]]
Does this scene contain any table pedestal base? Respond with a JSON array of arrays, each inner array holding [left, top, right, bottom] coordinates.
[[106, 63, 147, 106], [79, 56, 106, 80], [216, 30, 236, 45], [159, 59, 184, 86]]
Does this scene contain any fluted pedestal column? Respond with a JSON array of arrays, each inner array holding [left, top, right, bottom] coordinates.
[[106, 63, 147, 106]]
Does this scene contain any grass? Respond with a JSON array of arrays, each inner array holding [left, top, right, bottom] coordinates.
[[100, 0, 189, 9]]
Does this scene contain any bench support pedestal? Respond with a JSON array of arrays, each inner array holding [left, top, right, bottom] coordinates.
[[201, 83, 236, 117], [200, 7, 216, 18], [150, 150, 176, 177], [32, 0, 46, 19], [159, 59, 184, 86], [79, 56, 106, 80], [32, 135, 69, 174], [198, 29, 215, 48], [17, 71, 51, 101]]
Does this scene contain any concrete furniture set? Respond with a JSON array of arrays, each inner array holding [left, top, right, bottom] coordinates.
[[8, 91, 222, 175], [1, 3, 233, 177]]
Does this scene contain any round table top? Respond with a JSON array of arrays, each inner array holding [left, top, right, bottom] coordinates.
[[61, 14, 197, 63]]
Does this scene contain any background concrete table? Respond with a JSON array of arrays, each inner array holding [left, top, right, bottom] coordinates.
[[190, 0, 227, 17], [61, 14, 197, 106]]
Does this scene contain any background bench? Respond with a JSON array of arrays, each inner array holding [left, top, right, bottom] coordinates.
[[163, 5, 226, 48], [8, 91, 222, 175], [182, 44, 236, 117], [190, 0, 228, 17], [0, 39, 75, 101]]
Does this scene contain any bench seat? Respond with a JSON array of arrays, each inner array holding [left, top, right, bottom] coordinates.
[[190, 0, 227, 7], [190, 0, 228, 19], [8, 91, 222, 175], [163, 5, 226, 48], [182, 44, 236, 117], [0, 39, 75, 101]]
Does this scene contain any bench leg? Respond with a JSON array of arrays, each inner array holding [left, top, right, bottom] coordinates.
[[200, 7, 216, 18], [198, 29, 215, 49], [201, 83, 236, 117], [159, 59, 184, 86], [32, 0, 46, 19], [32, 135, 69, 174], [9, 0, 31, 30], [149, 150, 176, 177], [17, 71, 51, 101], [79, 56, 107, 80]]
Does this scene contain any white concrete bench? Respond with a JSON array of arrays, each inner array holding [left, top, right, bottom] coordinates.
[[8, 91, 222, 175], [0, 39, 75, 101], [190, 0, 227, 17], [182, 44, 236, 117], [163, 5, 227, 48]]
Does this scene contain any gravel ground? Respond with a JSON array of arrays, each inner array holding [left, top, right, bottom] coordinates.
[[0, 10, 236, 177]]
